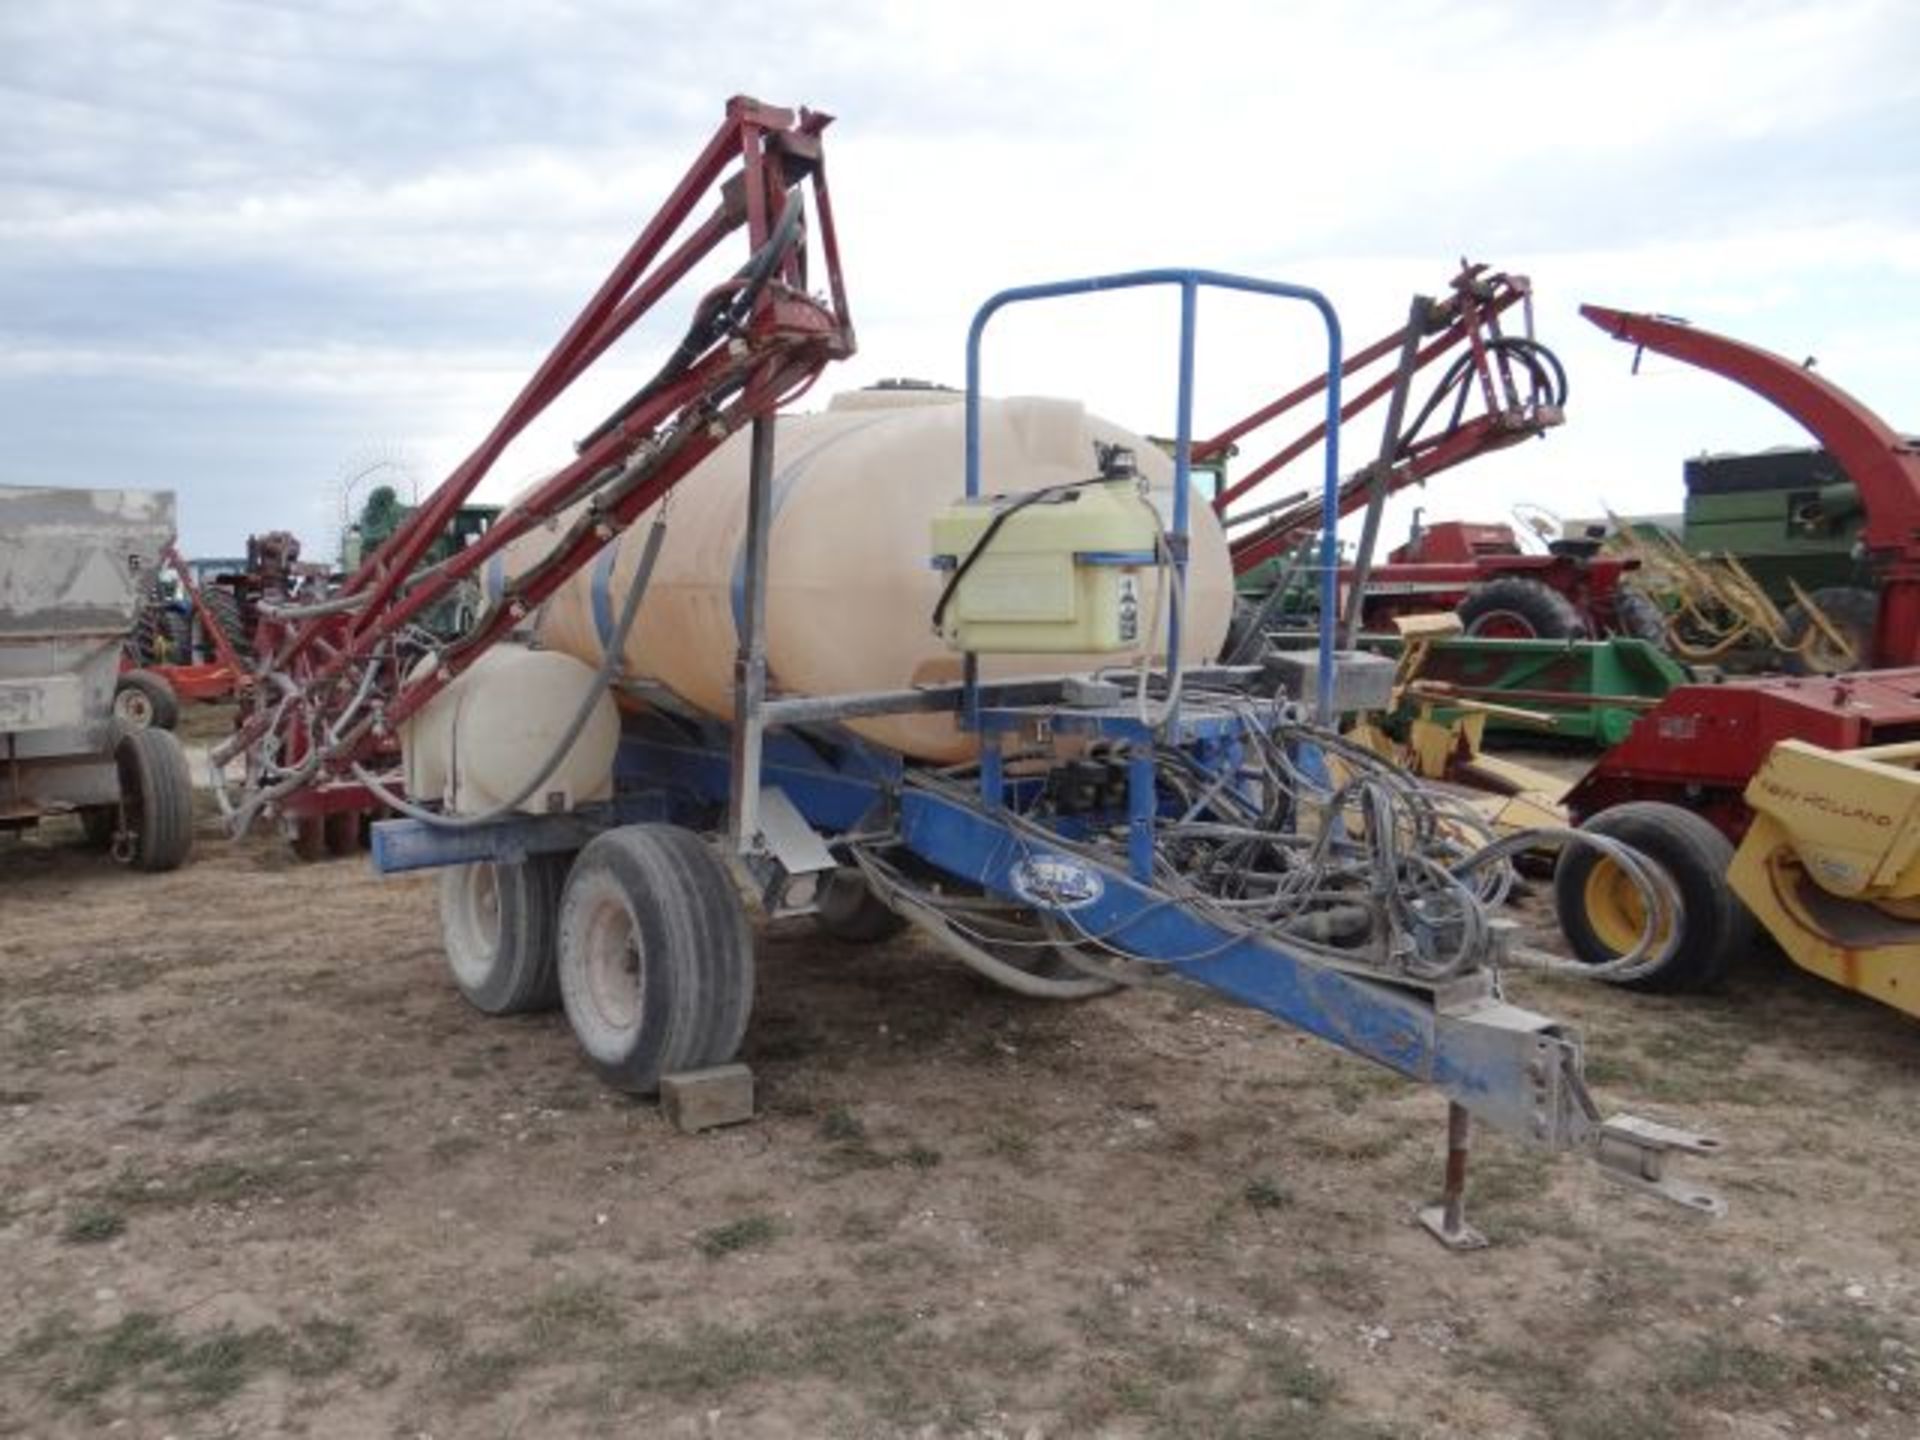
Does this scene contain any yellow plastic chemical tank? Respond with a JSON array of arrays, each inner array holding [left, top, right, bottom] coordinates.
[[499, 388, 1235, 762]]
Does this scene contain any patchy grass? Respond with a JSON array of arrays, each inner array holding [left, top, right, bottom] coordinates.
[[984, 1122, 1037, 1167], [610, 1306, 1044, 1421], [1298, 1254, 1386, 1313], [98, 1149, 369, 1212], [427, 1133, 486, 1163], [520, 1280, 621, 1348], [60, 1205, 125, 1244], [1467, 1340, 1685, 1440], [818, 1105, 865, 1142], [4, 1310, 366, 1416], [1242, 1177, 1292, 1213], [1661, 1334, 1790, 1403], [1266, 1333, 1338, 1407], [1064, 1289, 1354, 1437], [696, 1214, 780, 1259], [4, 1007, 101, 1066]]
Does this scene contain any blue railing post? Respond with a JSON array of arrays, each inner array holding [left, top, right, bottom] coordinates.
[[962, 269, 1344, 729]]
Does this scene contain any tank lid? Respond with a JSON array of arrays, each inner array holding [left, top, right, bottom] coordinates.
[[830, 379, 964, 412]]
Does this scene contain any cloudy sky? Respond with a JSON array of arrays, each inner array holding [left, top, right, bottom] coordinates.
[[3, 0, 1915, 558]]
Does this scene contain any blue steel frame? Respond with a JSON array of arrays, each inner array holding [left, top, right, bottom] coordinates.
[[372, 711, 1596, 1150]]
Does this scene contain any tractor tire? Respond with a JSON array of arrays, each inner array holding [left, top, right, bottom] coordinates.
[[557, 825, 755, 1094], [1553, 801, 1751, 993], [162, 608, 192, 663], [113, 670, 180, 733], [128, 573, 173, 665], [1781, 585, 1876, 676], [110, 727, 195, 873], [198, 585, 252, 664], [813, 868, 909, 944], [438, 855, 570, 1015], [1457, 577, 1587, 641], [1613, 589, 1669, 645]]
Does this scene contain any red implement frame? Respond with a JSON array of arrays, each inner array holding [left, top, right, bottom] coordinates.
[[219, 96, 854, 825], [1581, 304, 1920, 666], [1216, 263, 1564, 577], [163, 543, 250, 681], [118, 544, 253, 704], [1566, 669, 1920, 838]]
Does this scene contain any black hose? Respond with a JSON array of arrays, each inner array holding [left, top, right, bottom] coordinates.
[[929, 478, 1109, 634], [1399, 336, 1567, 453], [579, 193, 808, 453]]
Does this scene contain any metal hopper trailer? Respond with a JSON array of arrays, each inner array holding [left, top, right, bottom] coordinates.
[[0, 485, 195, 870]]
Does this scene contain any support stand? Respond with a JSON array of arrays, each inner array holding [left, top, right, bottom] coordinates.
[[727, 415, 776, 854], [1419, 1102, 1489, 1251]]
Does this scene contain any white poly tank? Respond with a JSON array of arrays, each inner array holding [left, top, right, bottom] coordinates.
[[496, 390, 1234, 762]]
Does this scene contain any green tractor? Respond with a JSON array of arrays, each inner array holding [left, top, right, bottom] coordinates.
[[342, 485, 501, 639]]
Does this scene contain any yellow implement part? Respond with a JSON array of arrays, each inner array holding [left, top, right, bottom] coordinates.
[[1729, 740, 1920, 1018]]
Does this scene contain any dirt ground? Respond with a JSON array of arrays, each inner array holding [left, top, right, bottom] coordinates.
[[2, 723, 1917, 1438]]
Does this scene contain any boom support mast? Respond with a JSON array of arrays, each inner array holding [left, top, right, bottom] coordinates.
[[217, 96, 855, 830]]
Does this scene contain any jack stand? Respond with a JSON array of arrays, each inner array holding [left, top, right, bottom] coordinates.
[[1419, 1102, 1489, 1251]]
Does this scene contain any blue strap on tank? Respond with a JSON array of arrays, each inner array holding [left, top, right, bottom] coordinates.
[[728, 416, 892, 638], [590, 538, 620, 652]]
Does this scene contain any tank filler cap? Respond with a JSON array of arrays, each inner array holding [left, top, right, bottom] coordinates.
[[1095, 442, 1138, 479]]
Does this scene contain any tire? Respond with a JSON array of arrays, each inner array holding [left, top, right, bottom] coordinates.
[[162, 608, 192, 663], [79, 805, 118, 849], [813, 868, 909, 944], [1613, 589, 1668, 645], [1781, 585, 1876, 676], [324, 809, 364, 856], [1457, 576, 1586, 640], [113, 670, 180, 733], [199, 585, 252, 664], [438, 855, 569, 1015], [1553, 801, 1751, 993], [290, 817, 328, 862], [111, 728, 195, 873], [557, 825, 755, 1094]]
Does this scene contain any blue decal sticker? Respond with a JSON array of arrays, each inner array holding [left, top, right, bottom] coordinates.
[[1010, 853, 1106, 911]]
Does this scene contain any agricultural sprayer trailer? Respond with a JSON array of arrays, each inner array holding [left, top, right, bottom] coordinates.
[[212, 98, 1721, 1242]]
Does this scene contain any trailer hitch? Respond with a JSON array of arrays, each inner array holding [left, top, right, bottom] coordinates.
[[1593, 1113, 1726, 1216]]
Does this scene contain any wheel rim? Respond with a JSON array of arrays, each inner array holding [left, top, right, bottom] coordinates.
[[445, 863, 502, 990], [1581, 857, 1670, 956], [115, 688, 154, 730], [577, 890, 644, 1038], [1464, 609, 1536, 640]]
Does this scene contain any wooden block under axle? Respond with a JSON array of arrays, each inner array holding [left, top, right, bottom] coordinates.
[[661, 1064, 756, 1133]]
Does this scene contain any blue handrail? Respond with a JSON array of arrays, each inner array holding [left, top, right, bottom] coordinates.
[[963, 269, 1344, 724]]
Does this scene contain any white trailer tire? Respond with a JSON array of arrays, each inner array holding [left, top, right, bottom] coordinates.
[[438, 855, 568, 1015], [556, 825, 754, 1094]]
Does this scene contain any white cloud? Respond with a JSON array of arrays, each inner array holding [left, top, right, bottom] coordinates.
[[0, 0, 1914, 554]]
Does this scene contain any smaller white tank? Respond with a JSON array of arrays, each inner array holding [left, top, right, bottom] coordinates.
[[401, 646, 620, 816]]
